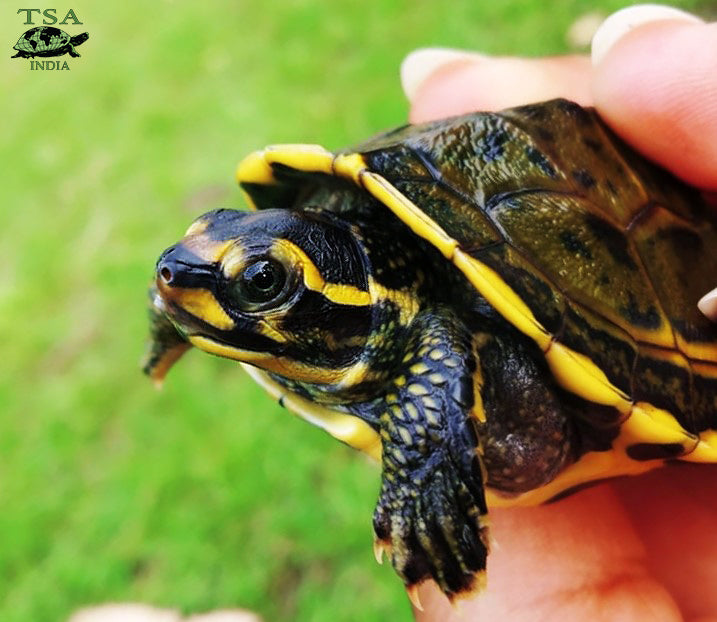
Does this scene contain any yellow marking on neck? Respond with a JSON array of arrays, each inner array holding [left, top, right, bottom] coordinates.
[[190, 335, 273, 363], [242, 364, 382, 460], [167, 288, 235, 331], [337, 360, 371, 389], [471, 345, 487, 424], [256, 320, 287, 343], [275, 239, 372, 306], [323, 333, 366, 351], [368, 277, 420, 325]]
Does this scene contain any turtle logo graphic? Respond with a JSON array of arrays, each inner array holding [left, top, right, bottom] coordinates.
[[11, 26, 88, 59]]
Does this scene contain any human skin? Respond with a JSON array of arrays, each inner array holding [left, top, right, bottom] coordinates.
[[404, 15, 717, 622]]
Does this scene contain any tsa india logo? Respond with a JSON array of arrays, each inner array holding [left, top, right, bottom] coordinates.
[[11, 9, 88, 70]]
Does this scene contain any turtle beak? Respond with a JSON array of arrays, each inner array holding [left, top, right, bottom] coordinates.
[[143, 241, 240, 385], [143, 243, 221, 386], [153, 242, 236, 334], [155, 242, 219, 290]]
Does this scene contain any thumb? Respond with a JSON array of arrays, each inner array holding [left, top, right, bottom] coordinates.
[[591, 7, 717, 191]]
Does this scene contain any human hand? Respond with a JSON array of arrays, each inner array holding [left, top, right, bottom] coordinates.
[[399, 5, 717, 620]]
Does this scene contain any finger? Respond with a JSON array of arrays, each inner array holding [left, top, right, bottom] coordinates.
[[402, 52, 592, 123], [413, 483, 681, 621], [592, 15, 717, 191]]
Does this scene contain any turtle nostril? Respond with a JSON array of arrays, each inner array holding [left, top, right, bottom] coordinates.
[[159, 266, 173, 283]]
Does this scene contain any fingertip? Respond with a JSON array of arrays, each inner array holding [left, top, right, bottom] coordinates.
[[407, 55, 592, 123], [592, 19, 717, 190], [400, 48, 487, 103], [591, 4, 703, 66]]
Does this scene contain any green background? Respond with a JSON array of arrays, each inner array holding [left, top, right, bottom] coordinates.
[[1, 1, 710, 620]]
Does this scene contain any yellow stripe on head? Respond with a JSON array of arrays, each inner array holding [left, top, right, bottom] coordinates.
[[272, 239, 372, 307], [189, 335, 359, 385], [182, 235, 235, 264], [220, 245, 246, 279], [189, 335, 272, 363], [185, 218, 209, 237], [163, 286, 235, 331]]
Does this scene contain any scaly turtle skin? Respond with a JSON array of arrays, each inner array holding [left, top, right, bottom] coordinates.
[[144, 99, 717, 602], [11, 26, 89, 58]]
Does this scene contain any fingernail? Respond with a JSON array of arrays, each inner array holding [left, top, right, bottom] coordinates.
[[698, 288, 717, 321], [591, 4, 703, 65], [400, 47, 487, 102]]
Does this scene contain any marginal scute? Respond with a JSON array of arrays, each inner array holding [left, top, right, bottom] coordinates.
[[544, 341, 631, 410], [469, 242, 565, 334], [681, 429, 717, 462], [692, 362, 717, 433], [557, 303, 637, 396], [630, 203, 717, 353], [633, 347, 692, 430], [626, 442, 685, 461]]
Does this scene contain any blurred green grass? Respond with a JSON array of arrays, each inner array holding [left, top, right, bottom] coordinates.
[[0, 1, 707, 620]]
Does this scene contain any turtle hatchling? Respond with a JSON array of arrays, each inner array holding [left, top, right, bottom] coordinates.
[[144, 99, 717, 602], [11, 26, 88, 58]]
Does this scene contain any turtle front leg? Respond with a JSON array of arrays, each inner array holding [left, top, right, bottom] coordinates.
[[353, 310, 489, 602], [68, 46, 80, 57]]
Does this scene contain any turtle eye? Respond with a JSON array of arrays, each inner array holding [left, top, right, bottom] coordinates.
[[230, 258, 288, 310]]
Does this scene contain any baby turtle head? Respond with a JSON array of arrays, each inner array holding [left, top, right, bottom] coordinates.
[[145, 208, 383, 389]]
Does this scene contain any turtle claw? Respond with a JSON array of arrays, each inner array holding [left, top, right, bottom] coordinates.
[[373, 539, 388, 565], [372, 456, 489, 599], [406, 584, 423, 611]]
